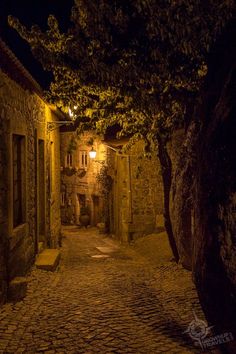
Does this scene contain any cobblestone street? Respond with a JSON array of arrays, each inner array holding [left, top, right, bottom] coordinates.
[[0, 227, 210, 354]]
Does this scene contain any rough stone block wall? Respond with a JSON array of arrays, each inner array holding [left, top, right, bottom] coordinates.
[[0, 69, 61, 302], [47, 119, 61, 248], [113, 155, 131, 242], [0, 70, 44, 281], [112, 141, 164, 242], [192, 27, 236, 342], [0, 118, 8, 304], [112, 134, 185, 243], [129, 142, 163, 240]]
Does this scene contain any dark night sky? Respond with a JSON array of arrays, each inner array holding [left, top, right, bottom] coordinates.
[[0, 0, 74, 88]]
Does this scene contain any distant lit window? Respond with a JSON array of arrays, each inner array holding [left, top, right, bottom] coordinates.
[[12, 134, 25, 228], [65, 152, 73, 167], [79, 151, 88, 169]]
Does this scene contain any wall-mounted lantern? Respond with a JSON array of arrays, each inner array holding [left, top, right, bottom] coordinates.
[[89, 147, 97, 159]]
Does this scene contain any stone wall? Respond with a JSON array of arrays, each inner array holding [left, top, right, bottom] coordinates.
[[0, 69, 61, 302], [111, 141, 164, 242], [192, 22, 236, 350], [110, 133, 185, 244], [170, 21, 236, 352], [130, 142, 164, 239], [46, 111, 61, 248], [0, 69, 37, 281], [111, 153, 131, 242], [0, 114, 8, 304]]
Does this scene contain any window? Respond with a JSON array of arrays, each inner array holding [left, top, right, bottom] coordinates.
[[13, 134, 25, 228], [79, 151, 88, 169], [65, 152, 73, 167], [61, 192, 66, 206]]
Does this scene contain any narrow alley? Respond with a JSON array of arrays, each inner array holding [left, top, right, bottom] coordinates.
[[0, 227, 206, 354], [0, 2, 235, 353]]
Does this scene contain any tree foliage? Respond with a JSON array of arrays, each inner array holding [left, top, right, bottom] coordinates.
[[8, 0, 234, 141], [8, 0, 235, 261]]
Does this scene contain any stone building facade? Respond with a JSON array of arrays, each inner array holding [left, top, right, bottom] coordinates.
[[0, 38, 61, 304], [60, 131, 106, 226], [106, 132, 186, 244], [107, 141, 164, 243], [60, 132, 166, 242]]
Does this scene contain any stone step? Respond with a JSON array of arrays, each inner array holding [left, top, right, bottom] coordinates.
[[35, 249, 60, 271], [8, 277, 29, 302]]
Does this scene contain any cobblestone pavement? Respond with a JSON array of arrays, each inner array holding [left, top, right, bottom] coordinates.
[[0, 227, 211, 354]]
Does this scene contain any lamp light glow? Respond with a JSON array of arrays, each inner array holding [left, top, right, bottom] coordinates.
[[89, 147, 97, 159]]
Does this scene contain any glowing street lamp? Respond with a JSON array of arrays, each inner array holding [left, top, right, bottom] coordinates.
[[89, 147, 97, 159], [68, 106, 78, 119]]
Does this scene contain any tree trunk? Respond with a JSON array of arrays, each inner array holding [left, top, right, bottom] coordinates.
[[171, 120, 200, 270], [156, 135, 179, 263]]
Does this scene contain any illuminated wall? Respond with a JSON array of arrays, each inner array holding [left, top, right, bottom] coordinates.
[[108, 141, 164, 242], [0, 68, 61, 303], [60, 131, 106, 226]]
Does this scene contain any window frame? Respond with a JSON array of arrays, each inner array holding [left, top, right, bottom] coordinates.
[[61, 191, 66, 207], [65, 152, 73, 168], [79, 150, 88, 169]]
